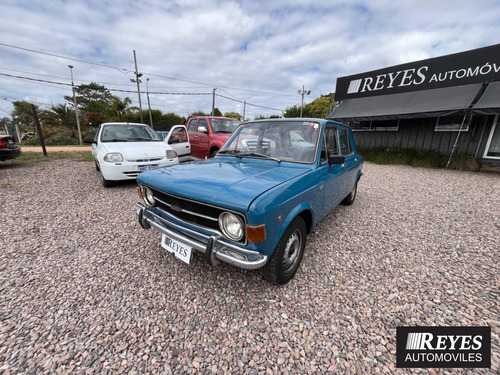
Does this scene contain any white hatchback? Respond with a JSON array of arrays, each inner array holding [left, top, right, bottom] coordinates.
[[86, 122, 179, 187]]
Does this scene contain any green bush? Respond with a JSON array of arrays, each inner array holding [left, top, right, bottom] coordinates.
[[358, 147, 479, 171]]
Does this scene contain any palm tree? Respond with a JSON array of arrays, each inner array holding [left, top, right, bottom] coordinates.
[[42, 104, 75, 129], [112, 97, 133, 121]]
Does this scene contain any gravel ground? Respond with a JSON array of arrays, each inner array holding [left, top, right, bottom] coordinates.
[[0, 159, 499, 374]]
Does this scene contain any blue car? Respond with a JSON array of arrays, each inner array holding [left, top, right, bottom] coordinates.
[[136, 118, 363, 284]]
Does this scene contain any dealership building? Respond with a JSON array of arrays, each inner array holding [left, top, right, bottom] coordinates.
[[327, 44, 500, 167]]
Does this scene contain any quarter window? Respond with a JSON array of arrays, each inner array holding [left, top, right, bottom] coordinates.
[[339, 129, 352, 155]]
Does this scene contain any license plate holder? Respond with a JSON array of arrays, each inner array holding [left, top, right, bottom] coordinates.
[[138, 164, 159, 171], [161, 234, 192, 264]]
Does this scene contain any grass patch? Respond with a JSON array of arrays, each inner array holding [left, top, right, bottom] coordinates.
[[358, 147, 480, 171], [0, 181, 15, 189], [18, 151, 93, 164]]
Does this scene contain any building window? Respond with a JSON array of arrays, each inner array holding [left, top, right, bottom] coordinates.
[[434, 115, 470, 132], [349, 120, 399, 132]]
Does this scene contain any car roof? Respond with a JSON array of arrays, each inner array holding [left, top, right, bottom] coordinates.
[[246, 118, 349, 127], [101, 122, 149, 127]]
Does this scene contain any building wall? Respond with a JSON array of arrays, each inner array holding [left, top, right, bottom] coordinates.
[[351, 115, 495, 157]]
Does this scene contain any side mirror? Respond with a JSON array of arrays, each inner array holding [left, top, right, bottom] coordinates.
[[84, 138, 96, 144], [197, 126, 207, 134], [328, 154, 345, 166]]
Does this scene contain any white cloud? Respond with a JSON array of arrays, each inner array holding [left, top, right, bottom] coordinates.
[[1, 0, 499, 118]]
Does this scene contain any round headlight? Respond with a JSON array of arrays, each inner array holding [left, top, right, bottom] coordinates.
[[142, 186, 155, 206], [166, 150, 178, 159], [219, 212, 244, 241], [103, 152, 123, 163]]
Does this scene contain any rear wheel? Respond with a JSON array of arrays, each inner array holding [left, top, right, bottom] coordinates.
[[341, 181, 357, 205], [262, 217, 307, 285]]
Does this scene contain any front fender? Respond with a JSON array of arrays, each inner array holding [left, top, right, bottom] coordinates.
[[270, 203, 314, 252]]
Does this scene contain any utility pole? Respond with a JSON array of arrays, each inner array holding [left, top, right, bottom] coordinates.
[[242, 101, 246, 122], [146, 78, 154, 129], [132, 50, 143, 123], [31, 104, 47, 156], [298, 85, 311, 118], [68, 65, 83, 145], [211, 88, 217, 116]]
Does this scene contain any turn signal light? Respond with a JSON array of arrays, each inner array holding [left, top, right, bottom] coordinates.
[[246, 224, 266, 243], [136, 187, 142, 199]]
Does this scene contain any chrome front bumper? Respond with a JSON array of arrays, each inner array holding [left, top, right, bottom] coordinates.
[[136, 203, 268, 270]]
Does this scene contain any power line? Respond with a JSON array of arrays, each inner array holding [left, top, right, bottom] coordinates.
[[0, 43, 296, 97], [216, 93, 283, 112], [0, 72, 283, 111], [0, 42, 133, 74]]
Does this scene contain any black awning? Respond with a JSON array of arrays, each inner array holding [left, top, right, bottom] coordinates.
[[471, 81, 500, 114], [327, 83, 483, 122]]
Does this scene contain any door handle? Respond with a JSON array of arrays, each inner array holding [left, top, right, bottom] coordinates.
[[185, 145, 189, 148]]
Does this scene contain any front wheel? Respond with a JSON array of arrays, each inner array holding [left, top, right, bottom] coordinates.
[[262, 217, 307, 285], [341, 181, 357, 206], [101, 172, 113, 188], [210, 148, 219, 158]]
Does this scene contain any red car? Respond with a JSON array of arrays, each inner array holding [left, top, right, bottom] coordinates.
[[0, 135, 21, 161], [185, 116, 240, 158]]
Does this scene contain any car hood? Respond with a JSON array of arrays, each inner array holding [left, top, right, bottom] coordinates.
[[138, 158, 309, 212], [102, 141, 171, 158]]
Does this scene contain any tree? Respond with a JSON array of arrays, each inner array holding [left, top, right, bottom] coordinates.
[[224, 112, 241, 120], [283, 94, 334, 118], [190, 110, 209, 116], [213, 108, 222, 117], [64, 82, 115, 114], [41, 104, 76, 129], [111, 97, 134, 121], [11, 101, 36, 133]]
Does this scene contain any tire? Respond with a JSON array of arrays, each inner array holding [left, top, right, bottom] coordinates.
[[101, 172, 113, 188], [341, 181, 357, 206], [95, 161, 100, 172], [210, 148, 219, 158], [262, 216, 307, 285]]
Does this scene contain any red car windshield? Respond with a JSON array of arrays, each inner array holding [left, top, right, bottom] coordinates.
[[211, 119, 240, 133]]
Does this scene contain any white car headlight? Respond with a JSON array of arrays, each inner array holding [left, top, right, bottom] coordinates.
[[103, 152, 123, 163], [142, 186, 155, 206], [166, 150, 178, 159], [219, 212, 244, 241]]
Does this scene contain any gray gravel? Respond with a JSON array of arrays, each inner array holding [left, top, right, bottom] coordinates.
[[0, 159, 499, 374]]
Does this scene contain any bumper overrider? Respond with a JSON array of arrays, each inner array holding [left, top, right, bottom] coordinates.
[[136, 202, 268, 270]]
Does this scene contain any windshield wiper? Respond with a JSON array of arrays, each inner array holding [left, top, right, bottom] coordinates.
[[103, 138, 128, 142], [236, 152, 281, 163], [129, 137, 152, 141]]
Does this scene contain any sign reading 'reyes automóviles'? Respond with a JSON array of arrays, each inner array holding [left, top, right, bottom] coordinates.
[[335, 44, 500, 101], [396, 327, 491, 368]]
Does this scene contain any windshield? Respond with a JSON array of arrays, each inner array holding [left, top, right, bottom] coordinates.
[[101, 124, 161, 142], [219, 120, 321, 163], [210, 119, 241, 133]]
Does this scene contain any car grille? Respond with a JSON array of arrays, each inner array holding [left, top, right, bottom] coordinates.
[[127, 157, 163, 162], [124, 171, 141, 177], [148, 187, 246, 240]]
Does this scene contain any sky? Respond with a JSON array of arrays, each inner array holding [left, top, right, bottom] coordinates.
[[0, 0, 499, 120]]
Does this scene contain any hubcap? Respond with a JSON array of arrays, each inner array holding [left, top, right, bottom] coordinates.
[[282, 229, 302, 274]]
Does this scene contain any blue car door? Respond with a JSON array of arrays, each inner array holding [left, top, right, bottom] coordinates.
[[320, 125, 349, 218], [338, 127, 358, 196]]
